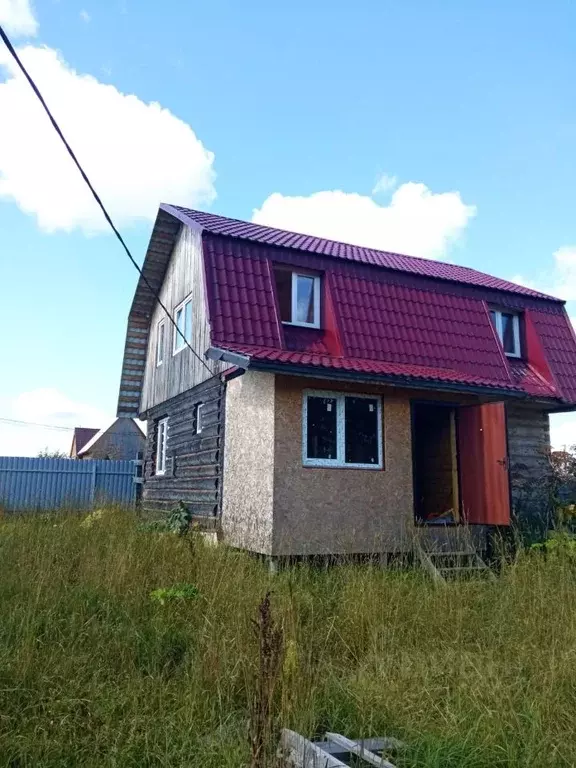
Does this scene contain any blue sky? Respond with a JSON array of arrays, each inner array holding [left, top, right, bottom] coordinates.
[[0, 0, 575, 454]]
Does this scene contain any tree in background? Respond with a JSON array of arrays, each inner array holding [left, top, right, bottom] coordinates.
[[37, 448, 68, 459]]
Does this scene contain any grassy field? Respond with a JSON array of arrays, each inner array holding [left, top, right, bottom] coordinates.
[[1, 510, 576, 767]]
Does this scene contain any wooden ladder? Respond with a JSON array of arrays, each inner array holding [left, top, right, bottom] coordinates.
[[415, 548, 495, 583]]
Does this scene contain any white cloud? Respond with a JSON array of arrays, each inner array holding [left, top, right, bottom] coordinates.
[[0, 0, 37, 36], [372, 173, 397, 195], [512, 246, 576, 301], [0, 44, 215, 233], [252, 183, 476, 259], [79, 9, 90, 22], [550, 413, 576, 451], [0, 389, 111, 457]]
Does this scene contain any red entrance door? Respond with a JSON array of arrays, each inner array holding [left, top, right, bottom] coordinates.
[[457, 403, 511, 525]]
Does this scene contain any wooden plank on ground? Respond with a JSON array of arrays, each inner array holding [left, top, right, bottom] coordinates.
[[280, 729, 347, 768], [324, 733, 397, 768]]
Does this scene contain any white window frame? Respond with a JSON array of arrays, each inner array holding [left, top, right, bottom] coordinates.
[[302, 389, 383, 469], [156, 319, 165, 367], [490, 309, 521, 358], [194, 402, 204, 435], [155, 418, 168, 475], [173, 294, 193, 355], [282, 272, 320, 328]]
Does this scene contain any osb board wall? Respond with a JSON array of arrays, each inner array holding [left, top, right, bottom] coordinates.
[[221, 371, 276, 554], [272, 376, 417, 555]]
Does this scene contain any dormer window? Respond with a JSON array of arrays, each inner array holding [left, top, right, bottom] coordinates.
[[274, 268, 320, 328], [490, 309, 521, 358]]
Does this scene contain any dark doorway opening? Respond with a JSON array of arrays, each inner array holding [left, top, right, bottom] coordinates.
[[412, 403, 459, 524]]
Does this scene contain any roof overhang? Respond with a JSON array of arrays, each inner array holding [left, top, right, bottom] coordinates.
[[246, 359, 559, 402]]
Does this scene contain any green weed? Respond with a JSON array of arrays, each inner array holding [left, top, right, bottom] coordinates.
[[0, 510, 575, 766]]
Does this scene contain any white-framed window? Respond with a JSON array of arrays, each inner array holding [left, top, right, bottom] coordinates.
[[489, 309, 521, 358], [302, 390, 383, 469], [173, 295, 193, 354], [274, 268, 321, 328], [194, 402, 204, 435], [155, 418, 168, 475], [156, 319, 165, 367]]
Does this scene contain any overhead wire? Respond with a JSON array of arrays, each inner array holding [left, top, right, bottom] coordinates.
[[0, 417, 73, 432], [0, 24, 214, 378]]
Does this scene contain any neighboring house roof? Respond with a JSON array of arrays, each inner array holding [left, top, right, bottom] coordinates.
[[77, 417, 145, 457], [71, 427, 99, 457], [118, 205, 576, 416]]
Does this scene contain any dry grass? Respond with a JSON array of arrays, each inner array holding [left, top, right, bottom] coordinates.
[[1, 509, 576, 766]]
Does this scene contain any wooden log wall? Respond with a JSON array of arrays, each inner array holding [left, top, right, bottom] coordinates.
[[142, 376, 225, 518], [506, 403, 552, 528]]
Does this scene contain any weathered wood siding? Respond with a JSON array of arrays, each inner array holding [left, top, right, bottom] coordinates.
[[507, 404, 552, 530], [140, 225, 224, 414], [142, 376, 225, 517]]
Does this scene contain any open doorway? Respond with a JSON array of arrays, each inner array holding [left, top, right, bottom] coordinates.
[[412, 403, 459, 524]]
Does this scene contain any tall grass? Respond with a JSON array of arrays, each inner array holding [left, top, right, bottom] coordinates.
[[1, 509, 576, 766]]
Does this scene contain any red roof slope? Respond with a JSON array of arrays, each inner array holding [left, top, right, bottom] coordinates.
[[330, 270, 512, 383], [71, 427, 98, 457], [166, 204, 560, 301]]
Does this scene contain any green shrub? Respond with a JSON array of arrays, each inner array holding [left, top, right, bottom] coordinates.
[[150, 583, 200, 605]]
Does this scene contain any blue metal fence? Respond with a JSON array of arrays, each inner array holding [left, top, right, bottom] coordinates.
[[0, 457, 137, 511]]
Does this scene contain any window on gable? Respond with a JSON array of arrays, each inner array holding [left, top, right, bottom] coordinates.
[[173, 296, 192, 354], [489, 309, 521, 357], [156, 319, 165, 366], [303, 390, 383, 468], [156, 418, 168, 475], [194, 402, 204, 435], [273, 268, 320, 328]]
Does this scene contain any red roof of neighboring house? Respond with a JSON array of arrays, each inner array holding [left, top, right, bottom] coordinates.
[[71, 427, 98, 456]]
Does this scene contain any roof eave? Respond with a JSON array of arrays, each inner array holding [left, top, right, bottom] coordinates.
[[248, 359, 559, 401]]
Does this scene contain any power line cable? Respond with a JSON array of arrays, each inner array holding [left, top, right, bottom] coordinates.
[[0, 24, 214, 378], [0, 417, 74, 432]]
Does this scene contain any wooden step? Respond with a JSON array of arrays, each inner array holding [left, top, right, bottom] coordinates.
[[438, 565, 491, 577], [414, 547, 495, 583]]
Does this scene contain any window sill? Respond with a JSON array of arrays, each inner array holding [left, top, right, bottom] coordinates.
[[155, 470, 166, 476], [282, 321, 321, 330], [504, 352, 522, 359], [303, 461, 383, 471], [172, 344, 188, 357]]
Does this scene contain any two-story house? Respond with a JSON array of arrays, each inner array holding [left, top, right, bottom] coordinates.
[[117, 204, 576, 557]]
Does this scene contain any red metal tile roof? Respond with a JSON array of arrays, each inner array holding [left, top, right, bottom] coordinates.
[[165, 204, 560, 301], [196, 219, 576, 403], [530, 307, 576, 403], [507, 360, 559, 398], [219, 343, 523, 392], [330, 270, 512, 383]]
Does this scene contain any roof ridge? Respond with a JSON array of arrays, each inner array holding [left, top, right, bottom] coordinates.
[[168, 204, 455, 267], [162, 203, 561, 302]]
